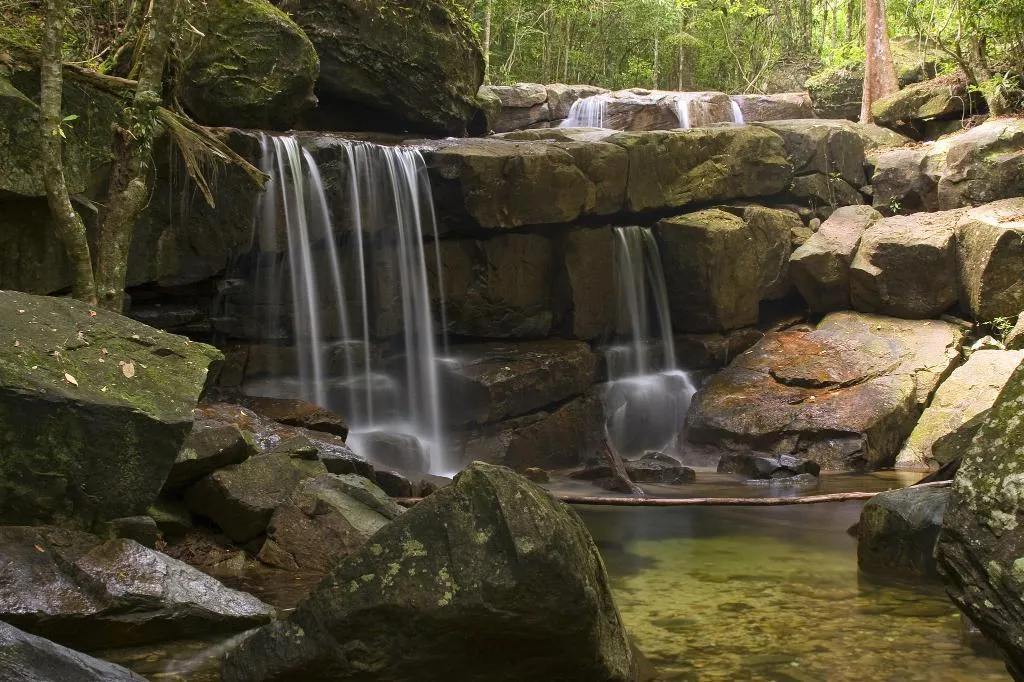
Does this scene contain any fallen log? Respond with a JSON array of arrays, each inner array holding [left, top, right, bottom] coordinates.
[[394, 479, 951, 507]]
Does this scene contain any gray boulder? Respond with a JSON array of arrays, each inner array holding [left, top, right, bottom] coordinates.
[[956, 199, 1024, 321], [222, 462, 635, 681], [0, 621, 146, 682], [858, 486, 950, 579], [938, 119, 1024, 209], [162, 421, 257, 494]]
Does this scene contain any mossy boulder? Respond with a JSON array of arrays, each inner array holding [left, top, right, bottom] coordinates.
[[221, 462, 635, 681], [180, 0, 319, 129], [935, 359, 1024, 679], [805, 63, 863, 120], [0, 291, 223, 527], [956, 198, 1024, 321], [871, 75, 984, 131], [275, 0, 484, 135]]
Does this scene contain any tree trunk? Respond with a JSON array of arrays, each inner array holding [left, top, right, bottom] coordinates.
[[860, 0, 899, 123], [652, 34, 659, 88], [483, 0, 492, 84], [95, 0, 178, 312], [41, 0, 97, 304]]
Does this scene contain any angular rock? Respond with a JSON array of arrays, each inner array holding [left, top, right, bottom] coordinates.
[[744, 206, 800, 300], [485, 84, 551, 132], [858, 486, 950, 579], [442, 340, 596, 425], [718, 453, 821, 479], [462, 393, 604, 471], [869, 142, 950, 214], [850, 210, 961, 318], [655, 209, 761, 333], [243, 396, 349, 438], [673, 328, 764, 370], [687, 312, 964, 470], [609, 126, 792, 212], [625, 458, 696, 484], [755, 119, 867, 187], [1008, 313, 1024, 350], [956, 199, 1024, 321], [276, 0, 484, 136], [0, 291, 223, 526], [99, 516, 160, 549], [185, 452, 327, 543], [0, 527, 273, 651], [936, 361, 1024, 678], [938, 119, 1024, 209], [789, 173, 865, 215], [546, 84, 611, 119], [162, 421, 257, 494], [897, 349, 1024, 468], [222, 462, 635, 682], [789, 205, 882, 313], [436, 234, 554, 338], [0, 621, 146, 682], [258, 474, 403, 572], [476, 86, 503, 132], [805, 64, 865, 120], [731, 93, 814, 122], [552, 140, 628, 215], [556, 227, 616, 339], [872, 75, 983, 130], [180, 0, 318, 129]]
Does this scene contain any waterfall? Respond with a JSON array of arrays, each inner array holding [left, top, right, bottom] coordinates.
[[245, 135, 449, 474], [675, 95, 692, 130], [730, 98, 745, 125], [561, 94, 608, 128], [603, 226, 695, 458]]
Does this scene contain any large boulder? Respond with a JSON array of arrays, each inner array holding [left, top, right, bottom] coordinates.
[[871, 75, 983, 132], [276, 0, 484, 135], [0, 526, 273, 650], [180, 0, 319, 129], [434, 234, 555, 338], [555, 227, 617, 339], [654, 209, 761, 333], [935, 361, 1024, 679], [484, 83, 551, 132], [753, 119, 866, 187], [731, 93, 814, 122], [222, 462, 635, 681], [938, 119, 1024, 209], [185, 450, 328, 543], [956, 198, 1024, 321], [849, 209, 961, 318], [869, 141, 951, 214], [441, 340, 596, 426], [610, 126, 791, 212], [0, 621, 146, 682], [789, 205, 882, 313], [0, 291, 222, 526], [258, 473, 404, 572], [161, 420, 257, 494], [805, 63, 864, 120], [897, 349, 1024, 468], [858, 486, 950, 579], [546, 84, 610, 120], [686, 312, 964, 470]]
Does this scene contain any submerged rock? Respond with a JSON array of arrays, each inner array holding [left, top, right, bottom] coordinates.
[[222, 462, 634, 681], [0, 526, 273, 651], [858, 486, 950, 579], [0, 621, 146, 682], [936, 361, 1024, 679], [0, 291, 222, 526], [687, 312, 964, 470], [717, 453, 820, 479]]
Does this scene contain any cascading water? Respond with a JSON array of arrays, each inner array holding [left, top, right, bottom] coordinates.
[[676, 93, 715, 130], [730, 98, 745, 125], [603, 226, 696, 458], [561, 94, 608, 127], [243, 134, 449, 474]]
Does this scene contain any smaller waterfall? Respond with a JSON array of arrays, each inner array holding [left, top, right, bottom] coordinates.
[[675, 96, 692, 130], [603, 227, 695, 458], [561, 95, 608, 127], [730, 98, 745, 125]]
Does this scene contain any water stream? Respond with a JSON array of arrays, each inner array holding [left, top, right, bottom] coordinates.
[[562, 94, 609, 127]]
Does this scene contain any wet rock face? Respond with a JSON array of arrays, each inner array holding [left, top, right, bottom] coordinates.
[[0, 291, 223, 527], [732, 93, 814, 121], [686, 312, 964, 470], [936, 362, 1024, 679], [162, 420, 257, 494], [275, 0, 484, 135], [0, 621, 147, 682], [0, 527, 273, 651], [858, 486, 950, 580], [222, 462, 635, 682]]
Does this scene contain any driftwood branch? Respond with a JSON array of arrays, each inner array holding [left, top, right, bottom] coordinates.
[[601, 435, 645, 498], [394, 479, 952, 508]]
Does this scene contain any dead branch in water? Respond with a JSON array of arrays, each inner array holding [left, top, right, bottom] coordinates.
[[601, 434, 645, 498], [394, 479, 952, 507]]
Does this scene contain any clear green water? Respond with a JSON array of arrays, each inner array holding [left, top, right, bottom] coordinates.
[[102, 473, 1010, 681], [578, 474, 1009, 682]]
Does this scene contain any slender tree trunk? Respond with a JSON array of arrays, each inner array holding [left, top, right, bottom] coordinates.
[[652, 34, 659, 88], [483, 0, 492, 84], [860, 0, 899, 123], [95, 0, 178, 311], [845, 0, 854, 41], [41, 0, 97, 304]]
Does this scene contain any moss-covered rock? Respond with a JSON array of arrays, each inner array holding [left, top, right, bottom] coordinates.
[[222, 462, 635, 681], [275, 0, 484, 136], [180, 0, 319, 129], [935, 359, 1024, 679], [871, 75, 984, 130], [805, 63, 863, 120], [0, 291, 223, 527]]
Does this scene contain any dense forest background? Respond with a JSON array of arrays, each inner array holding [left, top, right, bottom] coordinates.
[[474, 0, 1024, 95]]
